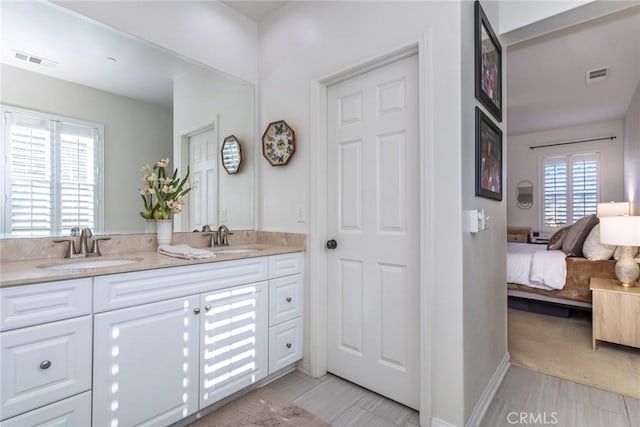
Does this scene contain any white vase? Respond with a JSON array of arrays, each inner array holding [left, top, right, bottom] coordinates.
[[156, 219, 173, 246], [144, 219, 157, 234]]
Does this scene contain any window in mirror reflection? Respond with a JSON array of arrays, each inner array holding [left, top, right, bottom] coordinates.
[[1, 106, 103, 237]]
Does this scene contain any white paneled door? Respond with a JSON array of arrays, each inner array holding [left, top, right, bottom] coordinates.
[[188, 126, 217, 231], [327, 55, 419, 409]]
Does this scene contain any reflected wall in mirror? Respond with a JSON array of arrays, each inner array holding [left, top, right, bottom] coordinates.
[[221, 135, 243, 175], [0, 1, 255, 238]]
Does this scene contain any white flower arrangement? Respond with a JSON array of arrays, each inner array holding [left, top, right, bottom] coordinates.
[[139, 158, 192, 220]]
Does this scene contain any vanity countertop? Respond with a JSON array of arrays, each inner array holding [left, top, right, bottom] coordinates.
[[0, 243, 304, 288]]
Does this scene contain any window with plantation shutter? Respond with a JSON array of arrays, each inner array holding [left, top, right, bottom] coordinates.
[[540, 153, 599, 231], [1, 107, 103, 237]]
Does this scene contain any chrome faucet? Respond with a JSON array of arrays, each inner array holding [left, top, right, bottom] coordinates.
[[217, 225, 232, 246], [54, 228, 111, 258]]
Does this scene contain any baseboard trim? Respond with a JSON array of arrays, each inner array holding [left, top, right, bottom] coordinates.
[[465, 352, 510, 427], [432, 417, 458, 427]]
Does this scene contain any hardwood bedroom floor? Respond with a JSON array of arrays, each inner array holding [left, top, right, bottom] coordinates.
[[267, 367, 640, 426]]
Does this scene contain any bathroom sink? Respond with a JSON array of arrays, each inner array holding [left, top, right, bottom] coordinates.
[[208, 247, 263, 254], [38, 258, 143, 272]]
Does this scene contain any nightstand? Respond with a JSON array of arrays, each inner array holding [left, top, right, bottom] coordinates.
[[590, 277, 640, 350], [507, 227, 530, 243]]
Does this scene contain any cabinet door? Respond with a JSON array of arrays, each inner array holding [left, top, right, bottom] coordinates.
[[93, 295, 200, 427], [0, 391, 91, 427], [0, 316, 91, 420], [200, 281, 268, 408], [269, 317, 303, 374], [269, 274, 303, 326]]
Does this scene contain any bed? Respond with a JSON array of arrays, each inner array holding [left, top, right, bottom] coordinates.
[[507, 242, 617, 308]]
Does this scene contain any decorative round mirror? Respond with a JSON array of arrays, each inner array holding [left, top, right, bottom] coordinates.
[[221, 135, 242, 174], [516, 180, 534, 209]]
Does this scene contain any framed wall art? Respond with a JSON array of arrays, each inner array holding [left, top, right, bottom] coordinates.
[[474, 0, 502, 122], [475, 107, 502, 201], [262, 120, 296, 166]]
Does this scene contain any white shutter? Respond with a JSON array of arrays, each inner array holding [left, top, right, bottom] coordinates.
[[540, 152, 599, 231], [571, 154, 598, 222], [58, 122, 97, 234], [5, 112, 53, 236], [2, 107, 102, 236], [542, 156, 568, 229]]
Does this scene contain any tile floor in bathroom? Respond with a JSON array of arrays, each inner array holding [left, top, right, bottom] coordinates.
[[266, 366, 640, 427]]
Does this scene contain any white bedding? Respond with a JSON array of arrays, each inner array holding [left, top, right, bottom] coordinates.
[[507, 243, 567, 290]]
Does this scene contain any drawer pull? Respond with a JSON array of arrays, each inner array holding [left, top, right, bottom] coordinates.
[[193, 308, 201, 315], [286, 343, 292, 349], [40, 360, 52, 370], [286, 297, 292, 303], [204, 305, 212, 312]]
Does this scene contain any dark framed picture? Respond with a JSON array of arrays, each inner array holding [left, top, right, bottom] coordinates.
[[475, 1, 502, 122], [476, 107, 502, 201]]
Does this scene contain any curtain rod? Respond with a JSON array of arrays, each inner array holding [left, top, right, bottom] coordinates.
[[529, 136, 616, 150]]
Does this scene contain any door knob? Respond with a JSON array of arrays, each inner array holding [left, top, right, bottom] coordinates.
[[326, 239, 337, 250]]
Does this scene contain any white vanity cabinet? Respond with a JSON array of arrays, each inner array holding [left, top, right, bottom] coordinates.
[[92, 256, 272, 426], [268, 253, 304, 374], [0, 278, 92, 425]]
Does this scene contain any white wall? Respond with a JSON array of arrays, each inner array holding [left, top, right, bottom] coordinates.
[[173, 66, 255, 231], [0, 64, 172, 234], [461, 1, 508, 423], [55, 0, 258, 84], [507, 119, 625, 229], [258, 1, 509, 425], [624, 82, 640, 214]]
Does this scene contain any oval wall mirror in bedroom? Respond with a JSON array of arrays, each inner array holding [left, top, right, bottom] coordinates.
[[516, 180, 534, 209]]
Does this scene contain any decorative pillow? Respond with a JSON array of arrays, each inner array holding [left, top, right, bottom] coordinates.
[[614, 246, 639, 260], [582, 224, 615, 260], [561, 214, 599, 257], [547, 227, 569, 250]]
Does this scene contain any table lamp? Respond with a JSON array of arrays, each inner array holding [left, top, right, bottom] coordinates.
[[599, 216, 640, 287]]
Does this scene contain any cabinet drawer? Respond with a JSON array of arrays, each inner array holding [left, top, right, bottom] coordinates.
[[268, 317, 303, 374], [0, 391, 91, 427], [507, 234, 526, 243], [0, 316, 92, 420], [269, 274, 303, 326], [269, 252, 303, 279], [94, 256, 268, 312], [0, 279, 92, 331]]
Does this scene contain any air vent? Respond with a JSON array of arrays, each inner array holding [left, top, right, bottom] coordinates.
[[13, 51, 57, 68], [586, 66, 610, 84]]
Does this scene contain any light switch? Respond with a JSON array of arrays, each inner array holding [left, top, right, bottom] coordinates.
[[220, 208, 227, 222], [296, 205, 305, 223]]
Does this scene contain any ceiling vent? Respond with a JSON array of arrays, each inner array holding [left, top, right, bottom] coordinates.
[[586, 66, 610, 84], [13, 51, 57, 68]]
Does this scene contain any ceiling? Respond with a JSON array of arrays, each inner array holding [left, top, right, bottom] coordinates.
[[507, 5, 640, 136], [222, 1, 288, 22], [1, 1, 195, 107]]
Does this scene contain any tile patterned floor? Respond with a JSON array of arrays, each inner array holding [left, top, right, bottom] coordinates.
[[266, 366, 640, 427]]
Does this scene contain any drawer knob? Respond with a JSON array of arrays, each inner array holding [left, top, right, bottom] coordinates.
[[40, 360, 52, 370], [286, 343, 292, 349], [286, 297, 292, 303], [193, 308, 201, 315], [204, 305, 212, 312]]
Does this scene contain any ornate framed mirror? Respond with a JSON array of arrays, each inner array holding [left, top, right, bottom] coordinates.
[[221, 135, 243, 174], [516, 180, 534, 209]]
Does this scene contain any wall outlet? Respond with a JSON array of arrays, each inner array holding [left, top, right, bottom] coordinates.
[[296, 205, 306, 223], [220, 208, 227, 222]]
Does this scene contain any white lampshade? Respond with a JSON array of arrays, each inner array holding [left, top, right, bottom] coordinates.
[[599, 216, 640, 246], [597, 201, 631, 217]]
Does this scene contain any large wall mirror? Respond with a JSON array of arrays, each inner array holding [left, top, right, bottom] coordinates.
[[0, 1, 254, 238]]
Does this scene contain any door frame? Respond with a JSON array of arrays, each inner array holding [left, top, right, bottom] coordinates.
[[307, 32, 436, 422]]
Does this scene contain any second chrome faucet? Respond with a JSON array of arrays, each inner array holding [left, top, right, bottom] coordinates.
[[203, 224, 233, 247]]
